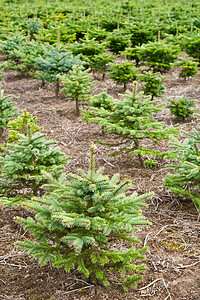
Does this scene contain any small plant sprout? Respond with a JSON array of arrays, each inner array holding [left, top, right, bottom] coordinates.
[[144, 159, 159, 167]]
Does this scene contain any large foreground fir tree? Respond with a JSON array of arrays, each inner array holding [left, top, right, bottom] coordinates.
[[15, 145, 152, 290]]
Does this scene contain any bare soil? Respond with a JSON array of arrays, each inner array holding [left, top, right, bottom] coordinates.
[[0, 61, 200, 300]]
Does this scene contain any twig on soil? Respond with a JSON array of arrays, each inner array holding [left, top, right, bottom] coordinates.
[[177, 259, 200, 269], [149, 168, 168, 182], [0, 278, 6, 285], [153, 225, 169, 238], [58, 284, 94, 295], [151, 195, 163, 210], [0, 295, 25, 300], [151, 261, 158, 271], [143, 232, 151, 247], [0, 249, 29, 269], [67, 277, 94, 286], [100, 157, 116, 167], [0, 261, 27, 268], [139, 277, 172, 300]]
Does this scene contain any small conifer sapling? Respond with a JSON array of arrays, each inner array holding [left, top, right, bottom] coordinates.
[[107, 30, 132, 54], [174, 58, 198, 81], [167, 97, 197, 120], [68, 38, 106, 61], [83, 82, 179, 166], [0, 113, 69, 206], [0, 88, 18, 138], [59, 65, 96, 117], [134, 41, 180, 72], [85, 90, 116, 135], [165, 124, 200, 212], [109, 61, 141, 91], [34, 46, 84, 98], [14, 145, 152, 290], [86, 52, 115, 80], [6, 109, 43, 143], [6, 40, 44, 77], [138, 69, 166, 100]]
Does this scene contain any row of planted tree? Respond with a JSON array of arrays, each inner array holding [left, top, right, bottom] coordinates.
[[0, 35, 198, 117], [0, 0, 199, 291], [0, 0, 199, 121], [1, 0, 200, 53], [0, 78, 199, 290], [0, 33, 199, 90]]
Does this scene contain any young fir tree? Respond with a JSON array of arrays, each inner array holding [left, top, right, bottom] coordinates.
[[181, 34, 200, 63], [34, 46, 84, 98], [87, 90, 115, 111], [86, 52, 115, 80], [86, 90, 116, 135], [82, 83, 179, 166], [59, 65, 95, 117], [86, 27, 107, 42], [134, 41, 180, 72], [129, 26, 155, 47], [122, 47, 142, 66], [0, 115, 69, 207], [164, 124, 200, 212], [109, 61, 141, 91], [107, 30, 132, 54], [14, 145, 152, 290], [0, 88, 18, 138], [6, 109, 43, 143], [174, 57, 198, 81], [7, 40, 44, 77], [0, 62, 7, 81], [68, 38, 106, 61], [38, 25, 77, 45], [138, 69, 166, 100], [167, 97, 197, 120], [27, 21, 41, 40], [0, 35, 26, 60]]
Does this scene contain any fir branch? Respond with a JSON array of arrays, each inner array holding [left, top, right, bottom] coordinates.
[[113, 181, 130, 196]]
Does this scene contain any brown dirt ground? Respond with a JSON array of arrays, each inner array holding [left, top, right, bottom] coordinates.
[[0, 57, 200, 300]]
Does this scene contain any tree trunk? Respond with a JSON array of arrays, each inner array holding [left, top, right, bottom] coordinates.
[[55, 79, 59, 99], [134, 138, 145, 168], [138, 154, 145, 168], [41, 80, 45, 88], [135, 58, 139, 67], [75, 98, 80, 117], [0, 127, 3, 139]]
